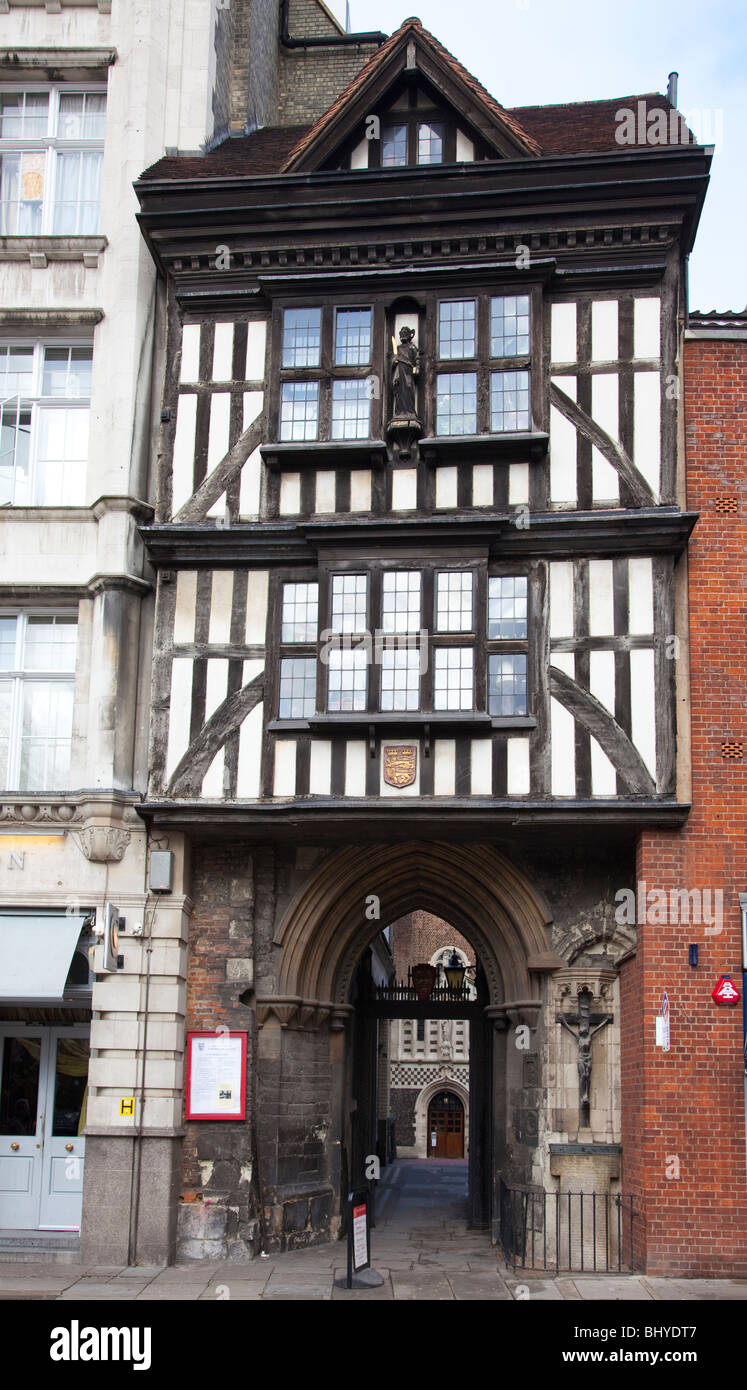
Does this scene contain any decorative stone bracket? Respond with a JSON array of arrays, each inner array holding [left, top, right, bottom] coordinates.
[[73, 826, 131, 863], [255, 996, 353, 1032]]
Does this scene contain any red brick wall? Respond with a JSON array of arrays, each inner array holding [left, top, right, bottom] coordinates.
[[391, 910, 476, 979], [620, 336, 747, 1275]]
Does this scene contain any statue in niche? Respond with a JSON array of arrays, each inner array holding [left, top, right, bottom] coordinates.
[[391, 326, 420, 417], [387, 324, 423, 462], [557, 988, 612, 1129]]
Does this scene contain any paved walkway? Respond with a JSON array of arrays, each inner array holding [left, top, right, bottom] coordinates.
[[1, 1161, 745, 1301]]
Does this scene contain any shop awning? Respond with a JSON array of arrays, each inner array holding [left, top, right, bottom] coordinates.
[[0, 914, 87, 1001]]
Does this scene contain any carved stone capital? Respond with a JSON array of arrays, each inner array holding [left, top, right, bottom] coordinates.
[[74, 826, 131, 863]]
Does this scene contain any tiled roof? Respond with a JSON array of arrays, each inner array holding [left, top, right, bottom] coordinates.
[[689, 308, 747, 330], [281, 16, 541, 169], [139, 126, 310, 182], [508, 96, 695, 155]]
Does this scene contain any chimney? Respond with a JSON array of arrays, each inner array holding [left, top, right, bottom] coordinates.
[[667, 71, 679, 107]]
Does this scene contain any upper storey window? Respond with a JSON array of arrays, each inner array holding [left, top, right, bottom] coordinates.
[[417, 121, 444, 165], [0, 87, 106, 236], [381, 119, 444, 167], [278, 304, 374, 442], [0, 613, 77, 790], [0, 341, 92, 505], [436, 294, 532, 436]]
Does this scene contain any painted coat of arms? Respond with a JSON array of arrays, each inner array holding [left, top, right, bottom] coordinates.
[[383, 744, 417, 788]]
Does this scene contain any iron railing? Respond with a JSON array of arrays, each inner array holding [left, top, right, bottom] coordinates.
[[499, 1180, 639, 1273]]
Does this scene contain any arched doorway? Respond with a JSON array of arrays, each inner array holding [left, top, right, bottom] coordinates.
[[427, 1091, 464, 1159], [255, 840, 559, 1245]]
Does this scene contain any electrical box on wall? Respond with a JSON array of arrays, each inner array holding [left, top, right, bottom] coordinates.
[[150, 851, 173, 893]]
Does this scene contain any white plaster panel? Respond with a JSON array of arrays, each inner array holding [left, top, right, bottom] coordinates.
[[591, 372, 620, 502], [166, 657, 193, 780], [243, 390, 263, 429], [436, 466, 458, 509], [204, 658, 228, 721], [456, 129, 475, 161], [551, 303, 577, 363], [315, 471, 336, 513], [179, 323, 201, 383], [208, 571, 233, 644], [350, 469, 372, 512], [634, 372, 661, 498], [212, 322, 234, 381], [550, 561, 574, 638], [236, 701, 263, 799], [350, 137, 369, 169], [344, 740, 367, 796], [589, 649, 616, 714], [246, 571, 269, 644], [246, 321, 267, 380], [628, 557, 654, 634], [634, 298, 661, 359], [434, 739, 455, 795], [309, 740, 332, 794], [630, 648, 657, 780], [551, 696, 576, 795], [392, 469, 417, 511], [273, 740, 297, 796], [509, 462, 529, 505], [171, 392, 198, 517], [201, 747, 225, 799], [588, 560, 615, 635], [239, 444, 262, 519], [550, 376, 577, 503], [591, 737, 617, 795], [507, 738, 530, 795], [472, 464, 493, 506], [591, 300, 619, 361], [173, 570, 197, 644], [552, 651, 575, 677], [380, 742, 421, 796], [279, 472, 301, 515], [470, 740, 492, 795], [207, 392, 231, 474]]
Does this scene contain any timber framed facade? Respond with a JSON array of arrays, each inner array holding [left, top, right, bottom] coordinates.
[[125, 16, 738, 1267]]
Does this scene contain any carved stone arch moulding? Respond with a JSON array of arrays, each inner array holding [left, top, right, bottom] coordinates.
[[255, 841, 560, 1030]]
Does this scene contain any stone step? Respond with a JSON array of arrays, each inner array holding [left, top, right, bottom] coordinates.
[[0, 1231, 81, 1264]]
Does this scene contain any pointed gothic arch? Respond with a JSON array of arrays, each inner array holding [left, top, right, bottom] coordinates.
[[256, 840, 558, 1030]]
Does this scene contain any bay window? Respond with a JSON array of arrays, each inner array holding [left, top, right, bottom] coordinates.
[[277, 303, 374, 442], [435, 293, 532, 436]]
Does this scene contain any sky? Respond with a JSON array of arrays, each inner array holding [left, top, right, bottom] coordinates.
[[327, 0, 747, 311]]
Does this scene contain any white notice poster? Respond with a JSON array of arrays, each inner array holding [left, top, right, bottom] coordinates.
[[186, 1032, 246, 1120]]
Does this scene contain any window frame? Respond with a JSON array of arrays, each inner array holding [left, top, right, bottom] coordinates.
[[0, 610, 78, 791], [0, 83, 107, 237], [271, 561, 533, 726], [430, 289, 535, 438], [0, 337, 93, 505], [274, 299, 379, 444]]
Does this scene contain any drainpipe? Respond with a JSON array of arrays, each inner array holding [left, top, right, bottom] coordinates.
[[279, 0, 386, 48], [740, 893, 747, 1174]]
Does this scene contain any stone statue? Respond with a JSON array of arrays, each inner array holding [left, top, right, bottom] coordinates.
[[558, 989, 612, 1128], [391, 326, 420, 419]]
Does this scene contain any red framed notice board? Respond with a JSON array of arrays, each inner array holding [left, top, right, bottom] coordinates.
[[185, 1031, 247, 1121]]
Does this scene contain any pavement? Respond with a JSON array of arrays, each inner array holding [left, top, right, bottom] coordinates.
[[1, 1161, 745, 1301]]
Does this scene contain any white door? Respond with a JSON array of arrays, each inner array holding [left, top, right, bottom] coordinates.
[[0, 1029, 44, 1229], [0, 1026, 89, 1231]]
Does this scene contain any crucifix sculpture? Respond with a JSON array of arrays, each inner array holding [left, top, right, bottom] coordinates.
[[557, 988, 612, 1128]]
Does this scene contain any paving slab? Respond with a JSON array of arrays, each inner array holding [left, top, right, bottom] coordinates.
[[448, 1272, 513, 1300], [643, 1278, 747, 1301], [390, 1270, 455, 1299], [505, 1275, 564, 1301], [570, 1276, 653, 1300]]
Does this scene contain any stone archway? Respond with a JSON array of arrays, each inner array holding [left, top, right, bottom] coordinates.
[[256, 840, 557, 1031], [251, 841, 564, 1249]]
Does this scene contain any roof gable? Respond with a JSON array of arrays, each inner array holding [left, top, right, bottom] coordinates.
[[281, 16, 541, 172]]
